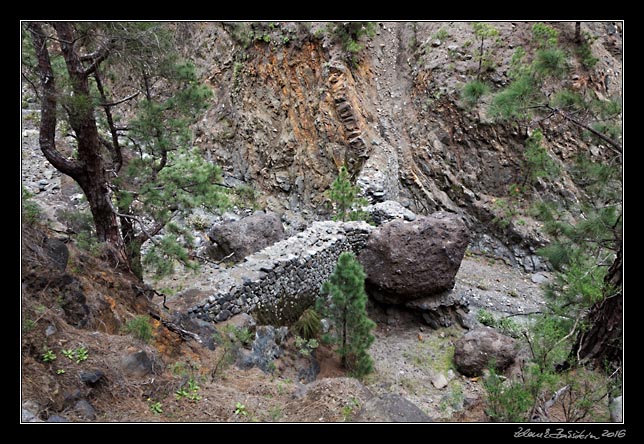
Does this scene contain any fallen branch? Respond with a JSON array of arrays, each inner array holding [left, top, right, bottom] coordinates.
[[148, 310, 204, 345], [531, 385, 570, 422]]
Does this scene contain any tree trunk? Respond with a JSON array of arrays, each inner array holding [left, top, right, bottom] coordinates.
[[571, 247, 622, 371], [120, 214, 143, 280], [575, 22, 582, 44], [28, 22, 131, 273]]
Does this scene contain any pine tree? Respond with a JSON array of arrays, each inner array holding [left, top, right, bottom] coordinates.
[[317, 252, 376, 378], [326, 166, 369, 222], [24, 22, 231, 279]]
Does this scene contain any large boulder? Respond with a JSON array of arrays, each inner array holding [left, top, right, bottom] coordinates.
[[358, 212, 470, 304], [453, 327, 518, 377], [207, 211, 286, 262]]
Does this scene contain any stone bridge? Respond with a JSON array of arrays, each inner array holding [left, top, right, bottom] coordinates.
[[187, 220, 374, 323]]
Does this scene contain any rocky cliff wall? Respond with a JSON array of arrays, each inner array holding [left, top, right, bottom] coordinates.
[[180, 21, 621, 270]]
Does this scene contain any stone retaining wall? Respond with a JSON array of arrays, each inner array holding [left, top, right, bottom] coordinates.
[[188, 220, 373, 322]]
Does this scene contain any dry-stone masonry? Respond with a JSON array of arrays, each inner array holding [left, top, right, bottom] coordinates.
[[188, 220, 373, 323]]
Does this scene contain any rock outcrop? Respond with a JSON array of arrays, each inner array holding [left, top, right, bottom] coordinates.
[[359, 212, 470, 304], [354, 394, 432, 422], [453, 327, 518, 377], [207, 211, 286, 262]]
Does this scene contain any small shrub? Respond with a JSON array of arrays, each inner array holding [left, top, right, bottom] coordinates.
[[532, 22, 559, 49], [22, 318, 37, 333], [489, 75, 538, 120], [432, 28, 449, 41], [577, 35, 598, 69], [124, 315, 154, 343], [462, 80, 489, 106], [231, 326, 254, 347], [484, 365, 533, 422], [294, 336, 319, 357], [472, 22, 500, 77], [186, 213, 210, 231], [341, 397, 361, 422], [525, 129, 560, 182], [211, 327, 241, 379], [22, 186, 41, 225], [268, 406, 283, 421], [233, 184, 262, 210], [291, 308, 322, 340], [477, 309, 496, 327], [552, 89, 585, 113], [477, 309, 522, 338], [533, 48, 569, 79], [326, 165, 370, 222]]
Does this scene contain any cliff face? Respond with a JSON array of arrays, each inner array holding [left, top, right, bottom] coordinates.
[[182, 21, 622, 269]]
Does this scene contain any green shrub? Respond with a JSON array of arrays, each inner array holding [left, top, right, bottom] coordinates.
[[230, 325, 254, 347], [124, 315, 154, 343], [489, 75, 538, 120], [462, 80, 489, 106], [432, 28, 449, 41], [524, 129, 560, 182], [21, 186, 41, 225], [533, 48, 569, 79], [291, 308, 322, 340], [484, 365, 533, 422], [295, 336, 319, 357], [477, 309, 522, 338], [576, 33, 599, 69], [477, 309, 496, 327], [532, 22, 559, 49], [552, 89, 585, 112]]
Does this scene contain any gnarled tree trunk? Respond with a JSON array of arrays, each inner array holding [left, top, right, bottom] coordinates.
[[28, 22, 130, 272]]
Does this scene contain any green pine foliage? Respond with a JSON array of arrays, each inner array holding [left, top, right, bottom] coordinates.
[[524, 129, 560, 182], [531, 22, 559, 49], [124, 315, 154, 343], [111, 50, 230, 278], [551, 89, 586, 113], [461, 80, 489, 106], [576, 33, 599, 69], [472, 22, 500, 78], [533, 48, 569, 79], [530, 154, 621, 367], [330, 22, 377, 66], [317, 252, 376, 378], [489, 75, 540, 120], [326, 166, 369, 222]]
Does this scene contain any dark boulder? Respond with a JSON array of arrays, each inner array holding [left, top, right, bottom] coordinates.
[[79, 369, 105, 385], [359, 212, 470, 304], [120, 350, 153, 377], [207, 211, 286, 262], [44, 237, 69, 272], [73, 399, 96, 420], [453, 327, 518, 377], [354, 394, 432, 422]]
